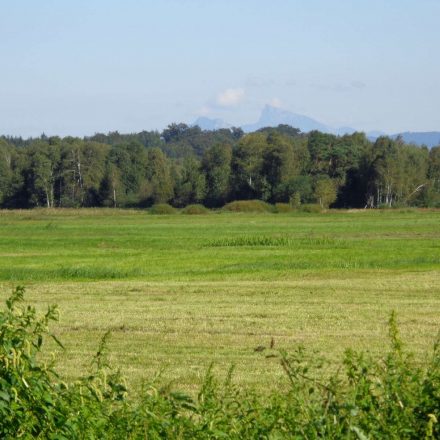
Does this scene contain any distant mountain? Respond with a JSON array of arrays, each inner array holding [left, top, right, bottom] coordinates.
[[391, 132, 440, 147], [193, 117, 231, 130], [367, 131, 440, 147], [242, 105, 331, 133], [193, 106, 440, 147]]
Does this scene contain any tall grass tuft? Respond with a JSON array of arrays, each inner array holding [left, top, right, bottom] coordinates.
[[149, 203, 177, 215], [222, 200, 274, 213], [181, 204, 211, 215], [208, 235, 294, 247], [300, 203, 323, 213], [274, 202, 294, 213]]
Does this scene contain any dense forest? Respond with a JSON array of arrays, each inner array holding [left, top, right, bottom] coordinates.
[[0, 123, 439, 209]]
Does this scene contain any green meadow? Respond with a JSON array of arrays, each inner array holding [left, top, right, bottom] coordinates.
[[0, 208, 439, 392]]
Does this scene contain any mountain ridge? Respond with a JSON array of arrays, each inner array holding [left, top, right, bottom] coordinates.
[[241, 105, 331, 133], [192, 106, 440, 147]]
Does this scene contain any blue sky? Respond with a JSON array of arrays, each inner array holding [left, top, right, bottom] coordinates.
[[1, 0, 439, 136]]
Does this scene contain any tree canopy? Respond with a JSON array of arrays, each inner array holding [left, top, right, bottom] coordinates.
[[0, 124, 438, 209]]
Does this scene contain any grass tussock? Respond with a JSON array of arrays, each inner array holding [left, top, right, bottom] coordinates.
[[209, 235, 294, 247], [207, 234, 345, 248], [181, 204, 210, 215], [223, 200, 274, 213], [1, 287, 439, 439], [149, 203, 177, 215], [300, 203, 323, 213], [275, 202, 294, 213]]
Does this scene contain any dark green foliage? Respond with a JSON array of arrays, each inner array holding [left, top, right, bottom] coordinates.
[[276, 175, 314, 204], [173, 156, 206, 207], [161, 123, 239, 159], [0, 126, 439, 209], [308, 131, 364, 181], [230, 133, 267, 200], [260, 133, 298, 202], [202, 144, 232, 207], [145, 148, 174, 204], [1, 288, 439, 438], [0, 140, 14, 205]]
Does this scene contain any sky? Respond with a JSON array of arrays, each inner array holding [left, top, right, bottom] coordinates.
[[1, 0, 439, 137]]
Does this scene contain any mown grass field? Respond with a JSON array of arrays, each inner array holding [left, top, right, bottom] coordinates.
[[0, 208, 439, 392]]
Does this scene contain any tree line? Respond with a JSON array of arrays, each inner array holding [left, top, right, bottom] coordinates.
[[0, 123, 439, 209]]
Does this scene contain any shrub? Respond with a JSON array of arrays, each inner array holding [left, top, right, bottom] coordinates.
[[314, 177, 337, 208], [275, 203, 293, 213], [149, 203, 177, 215], [0, 286, 129, 438], [181, 204, 210, 215], [300, 203, 322, 213], [289, 192, 301, 209], [223, 200, 274, 213]]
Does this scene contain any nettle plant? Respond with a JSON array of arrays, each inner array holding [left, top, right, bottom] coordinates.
[[0, 286, 62, 437], [0, 286, 128, 438], [276, 313, 440, 439]]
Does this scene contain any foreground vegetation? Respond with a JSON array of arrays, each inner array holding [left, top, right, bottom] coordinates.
[[1, 286, 439, 439]]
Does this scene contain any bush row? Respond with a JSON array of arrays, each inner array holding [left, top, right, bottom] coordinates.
[[149, 200, 323, 214]]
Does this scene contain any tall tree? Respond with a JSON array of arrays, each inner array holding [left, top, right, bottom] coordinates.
[[260, 133, 298, 202], [230, 133, 267, 200], [27, 141, 61, 207], [107, 141, 148, 206], [99, 162, 121, 207], [0, 140, 13, 205], [314, 177, 337, 208], [202, 144, 232, 207], [80, 142, 109, 206], [173, 156, 206, 206], [59, 138, 86, 207], [145, 148, 174, 204]]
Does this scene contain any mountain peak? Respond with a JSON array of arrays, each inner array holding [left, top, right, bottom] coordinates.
[[243, 105, 330, 133], [193, 106, 439, 146]]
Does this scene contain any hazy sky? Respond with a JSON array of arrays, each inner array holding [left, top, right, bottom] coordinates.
[[1, 0, 439, 137]]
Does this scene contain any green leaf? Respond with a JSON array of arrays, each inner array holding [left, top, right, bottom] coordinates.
[[350, 426, 370, 440], [50, 333, 65, 350], [0, 391, 10, 402]]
